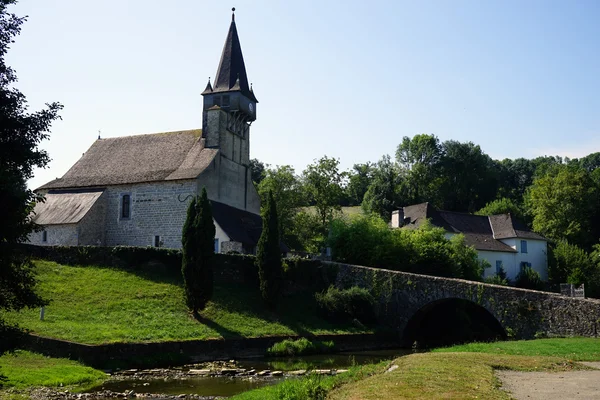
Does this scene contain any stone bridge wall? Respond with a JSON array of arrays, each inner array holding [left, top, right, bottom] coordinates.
[[326, 262, 600, 341]]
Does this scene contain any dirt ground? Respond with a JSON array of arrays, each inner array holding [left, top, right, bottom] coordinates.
[[497, 362, 600, 400]]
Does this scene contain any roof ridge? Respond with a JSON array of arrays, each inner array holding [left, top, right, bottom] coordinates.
[[97, 129, 202, 141]]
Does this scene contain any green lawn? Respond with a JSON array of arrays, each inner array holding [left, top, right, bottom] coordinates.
[[432, 337, 600, 361], [5, 260, 369, 344], [0, 350, 106, 390]]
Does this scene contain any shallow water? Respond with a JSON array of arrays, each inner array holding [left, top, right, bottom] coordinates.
[[89, 348, 410, 398]]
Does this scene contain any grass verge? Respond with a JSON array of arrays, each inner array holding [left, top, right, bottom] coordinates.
[[230, 361, 388, 400], [266, 338, 335, 357], [0, 350, 106, 390], [432, 337, 600, 361], [5, 260, 369, 344]]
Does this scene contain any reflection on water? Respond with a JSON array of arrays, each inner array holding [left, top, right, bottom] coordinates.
[[89, 348, 410, 398]]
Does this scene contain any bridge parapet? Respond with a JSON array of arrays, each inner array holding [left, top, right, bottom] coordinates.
[[324, 262, 600, 341]]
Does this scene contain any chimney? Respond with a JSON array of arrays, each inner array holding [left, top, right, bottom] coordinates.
[[391, 209, 404, 228]]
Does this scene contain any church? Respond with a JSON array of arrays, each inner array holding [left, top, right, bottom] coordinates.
[[28, 10, 263, 254]]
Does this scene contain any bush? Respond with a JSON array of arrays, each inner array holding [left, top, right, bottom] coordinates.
[[515, 266, 544, 290], [484, 266, 510, 286], [329, 215, 487, 280], [266, 338, 335, 357], [315, 286, 376, 324]]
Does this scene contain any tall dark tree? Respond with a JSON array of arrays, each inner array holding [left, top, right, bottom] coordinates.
[[249, 158, 266, 185], [346, 162, 374, 206], [0, 0, 61, 355], [181, 188, 215, 313], [362, 155, 404, 220], [256, 190, 283, 307]]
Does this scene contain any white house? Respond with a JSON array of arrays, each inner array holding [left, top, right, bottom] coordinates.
[[392, 203, 548, 281]]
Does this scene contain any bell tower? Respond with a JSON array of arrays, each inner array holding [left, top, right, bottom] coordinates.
[[202, 8, 257, 162]]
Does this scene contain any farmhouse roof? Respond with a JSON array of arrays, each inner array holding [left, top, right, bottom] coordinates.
[[400, 202, 545, 253], [38, 129, 218, 190], [31, 189, 104, 225]]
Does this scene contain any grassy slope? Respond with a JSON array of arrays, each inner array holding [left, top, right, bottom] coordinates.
[[432, 338, 600, 361], [328, 352, 582, 400], [0, 350, 106, 390], [234, 338, 600, 400], [5, 260, 368, 344]]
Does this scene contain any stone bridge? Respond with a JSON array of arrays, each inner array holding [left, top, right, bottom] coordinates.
[[325, 262, 600, 343]]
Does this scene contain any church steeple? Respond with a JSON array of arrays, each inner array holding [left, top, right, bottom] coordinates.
[[202, 8, 257, 139], [212, 8, 257, 103]]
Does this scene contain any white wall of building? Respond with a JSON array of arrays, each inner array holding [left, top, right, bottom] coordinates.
[[28, 224, 78, 246]]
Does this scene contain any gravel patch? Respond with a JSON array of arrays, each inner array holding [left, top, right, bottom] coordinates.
[[497, 369, 600, 400]]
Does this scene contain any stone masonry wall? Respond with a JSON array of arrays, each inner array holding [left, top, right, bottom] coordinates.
[[104, 180, 197, 249], [27, 224, 78, 246], [329, 262, 600, 341], [78, 191, 108, 245]]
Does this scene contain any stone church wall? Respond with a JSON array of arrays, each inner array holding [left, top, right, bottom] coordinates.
[[28, 224, 78, 246], [104, 180, 197, 249], [78, 191, 108, 246]]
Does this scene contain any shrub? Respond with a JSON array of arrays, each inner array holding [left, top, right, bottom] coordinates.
[[515, 266, 544, 290], [266, 338, 335, 357], [315, 286, 376, 324], [484, 266, 510, 286]]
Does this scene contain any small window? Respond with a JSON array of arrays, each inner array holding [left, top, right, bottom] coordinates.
[[495, 260, 502, 275], [521, 240, 527, 253], [154, 235, 160, 248], [213, 96, 221, 106], [42, 230, 47, 242], [121, 194, 131, 219], [214, 238, 219, 253], [222, 95, 230, 107]]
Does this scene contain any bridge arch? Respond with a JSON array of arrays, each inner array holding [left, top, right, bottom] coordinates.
[[402, 297, 506, 347]]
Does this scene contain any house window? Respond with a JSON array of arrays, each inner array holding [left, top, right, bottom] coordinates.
[[213, 96, 221, 106], [214, 238, 219, 253], [521, 240, 527, 253], [121, 194, 131, 219], [495, 260, 502, 275], [222, 95, 230, 107], [520, 261, 531, 273], [154, 235, 160, 248], [42, 230, 47, 242]]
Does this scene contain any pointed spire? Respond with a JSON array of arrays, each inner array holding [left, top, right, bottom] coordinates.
[[212, 9, 258, 102], [201, 77, 213, 94]]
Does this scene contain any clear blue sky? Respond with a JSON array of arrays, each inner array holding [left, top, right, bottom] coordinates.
[[8, 0, 600, 189]]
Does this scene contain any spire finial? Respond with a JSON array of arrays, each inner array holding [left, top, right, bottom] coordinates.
[[232, 7, 235, 21]]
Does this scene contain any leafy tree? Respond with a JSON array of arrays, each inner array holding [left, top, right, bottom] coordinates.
[[396, 134, 443, 205], [302, 156, 345, 234], [439, 140, 498, 212], [484, 266, 510, 286], [249, 158, 266, 185], [288, 210, 323, 253], [181, 188, 215, 313], [256, 190, 283, 307], [257, 165, 303, 244], [550, 241, 600, 297], [475, 197, 527, 224], [0, 0, 61, 356], [495, 158, 536, 205], [525, 165, 600, 249], [346, 162, 374, 206], [362, 155, 405, 220]]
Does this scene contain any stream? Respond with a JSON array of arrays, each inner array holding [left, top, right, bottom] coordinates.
[[87, 349, 411, 398]]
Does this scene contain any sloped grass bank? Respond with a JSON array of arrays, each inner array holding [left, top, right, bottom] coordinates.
[[0, 350, 106, 390], [432, 337, 600, 361], [5, 260, 369, 344]]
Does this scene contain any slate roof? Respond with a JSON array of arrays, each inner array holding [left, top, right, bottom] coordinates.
[[206, 14, 258, 102], [211, 201, 288, 252], [400, 202, 546, 253], [38, 130, 218, 190], [31, 189, 104, 225]]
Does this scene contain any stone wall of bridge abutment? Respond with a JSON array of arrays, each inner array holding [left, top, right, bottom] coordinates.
[[325, 262, 600, 341]]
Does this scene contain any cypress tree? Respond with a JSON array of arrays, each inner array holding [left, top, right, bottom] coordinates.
[[181, 188, 215, 313], [257, 190, 283, 307]]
